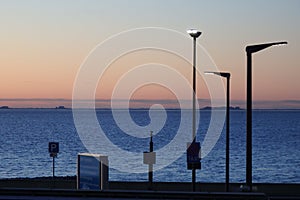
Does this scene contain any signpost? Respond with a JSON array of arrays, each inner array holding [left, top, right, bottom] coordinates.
[[187, 142, 201, 190], [143, 131, 156, 189], [187, 142, 201, 170], [48, 142, 59, 177]]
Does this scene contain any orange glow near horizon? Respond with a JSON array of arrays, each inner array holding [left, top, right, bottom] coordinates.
[[0, 1, 299, 109], [95, 48, 210, 102]]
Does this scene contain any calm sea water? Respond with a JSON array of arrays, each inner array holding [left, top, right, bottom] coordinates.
[[0, 108, 299, 183]]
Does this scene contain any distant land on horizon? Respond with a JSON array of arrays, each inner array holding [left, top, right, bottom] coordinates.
[[1, 105, 300, 110], [0, 98, 300, 110]]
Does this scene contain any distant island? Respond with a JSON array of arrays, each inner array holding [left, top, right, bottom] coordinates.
[[201, 106, 243, 110], [55, 106, 66, 109], [2, 106, 300, 110]]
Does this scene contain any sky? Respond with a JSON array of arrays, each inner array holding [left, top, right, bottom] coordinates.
[[0, 0, 299, 108]]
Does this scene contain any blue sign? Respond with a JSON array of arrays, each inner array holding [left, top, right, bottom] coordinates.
[[48, 142, 59, 153], [187, 142, 201, 169], [77, 153, 109, 190], [78, 155, 100, 190]]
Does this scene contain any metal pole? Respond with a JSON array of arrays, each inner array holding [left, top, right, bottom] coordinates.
[[53, 156, 55, 178], [149, 131, 153, 184], [246, 52, 252, 191], [192, 36, 197, 192], [226, 76, 230, 192]]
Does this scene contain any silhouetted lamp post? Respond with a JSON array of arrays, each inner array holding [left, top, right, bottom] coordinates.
[[205, 71, 231, 192], [187, 29, 202, 192], [245, 41, 287, 191]]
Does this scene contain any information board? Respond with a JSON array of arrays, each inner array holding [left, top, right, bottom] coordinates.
[[77, 153, 108, 190]]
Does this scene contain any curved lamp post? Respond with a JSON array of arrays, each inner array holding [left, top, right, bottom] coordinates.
[[187, 29, 202, 192], [205, 71, 231, 192], [245, 41, 287, 191]]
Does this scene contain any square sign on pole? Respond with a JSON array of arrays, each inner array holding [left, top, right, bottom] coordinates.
[[49, 142, 59, 177], [187, 142, 201, 170], [49, 142, 59, 157]]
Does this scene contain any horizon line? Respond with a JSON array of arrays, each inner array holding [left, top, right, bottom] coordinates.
[[1, 98, 300, 109], [1, 97, 300, 103]]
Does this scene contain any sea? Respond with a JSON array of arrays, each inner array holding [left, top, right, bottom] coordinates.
[[0, 108, 299, 183]]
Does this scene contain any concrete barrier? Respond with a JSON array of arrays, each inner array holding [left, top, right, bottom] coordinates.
[[0, 177, 299, 198], [0, 188, 268, 200], [0, 177, 75, 189]]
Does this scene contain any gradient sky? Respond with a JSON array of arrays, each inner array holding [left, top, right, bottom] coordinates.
[[0, 0, 299, 108]]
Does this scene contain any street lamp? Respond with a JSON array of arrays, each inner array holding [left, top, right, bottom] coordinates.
[[205, 71, 231, 192], [245, 41, 287, 191], [187, 28, 202, 192]]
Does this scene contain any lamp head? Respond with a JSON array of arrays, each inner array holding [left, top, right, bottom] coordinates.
[[246, 41, 287, 54], [205, 71, 231, 78], [187, 29, 202, 39]]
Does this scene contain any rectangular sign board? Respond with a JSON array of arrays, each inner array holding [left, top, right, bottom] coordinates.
[[48, 142, 59, 153], [187, 142, 201, 170], [77, 153, 108, 190], [143, 151, 156, 165]]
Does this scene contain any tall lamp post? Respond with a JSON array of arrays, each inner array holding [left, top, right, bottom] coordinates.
[[205, 71, 231, 192], [187, 29, 202, 192], [245, 41, 287, 191]]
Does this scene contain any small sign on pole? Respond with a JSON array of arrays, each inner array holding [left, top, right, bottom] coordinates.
[[49, 142, 59, 177], [49, 142, 59, 155], [187, 142, 201, 170]]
